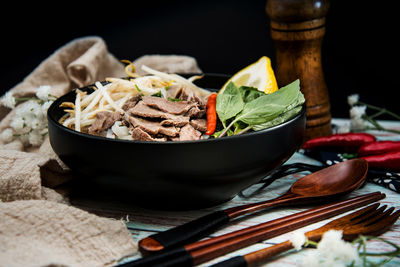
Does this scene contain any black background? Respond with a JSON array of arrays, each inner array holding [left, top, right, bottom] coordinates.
[[1, 1, 397, 119]]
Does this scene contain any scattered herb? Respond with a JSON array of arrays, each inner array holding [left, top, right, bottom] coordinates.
[[152, 91, 162, 97], [135, 84, 141, 92], [167, 97, 182, 102]]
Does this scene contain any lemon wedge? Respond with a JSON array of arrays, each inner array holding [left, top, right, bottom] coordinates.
[[220, 56, 278, 94]]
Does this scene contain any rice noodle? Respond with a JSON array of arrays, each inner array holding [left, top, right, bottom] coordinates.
[[82, 83, 106, 113], [60, 65, 212, 139], [74, 90, 82, 132], [188, 75, 204, 82], [96, 82, 124, 113]]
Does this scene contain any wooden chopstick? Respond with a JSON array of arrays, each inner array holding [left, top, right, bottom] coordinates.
[[123, 192, 384, 267]]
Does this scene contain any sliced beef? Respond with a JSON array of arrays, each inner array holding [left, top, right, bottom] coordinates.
[[122, 94, 142, 111], [88, 111, 122, 135], [131, 127, 167, 142], [128, 116, 179, 137], [142, 96, 197, 115], [192, 95, 207, 109], [160, 118, 189, 127], [186, 106, 206, 118], [179, 124, 202, 141], [168, 136, 181, 141], [129, 101, 190, 125], [190, 119, 207, 132], [103, 112, 122, 129]]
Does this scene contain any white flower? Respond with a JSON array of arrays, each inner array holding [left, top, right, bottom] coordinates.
[[30, 118, 46, 130], [1, 92, 16, 109], [347, 94, 359, 106], [16, 101, 40, 119], [350, 105, 366, 119], [28, 130, 43, 146], [350, 117, 367, 131], [41, 100, 53, 113], [10, 99, 49, 147], [30, 102, 44, 118], [1, 96, 51, 148], [1, 128, 14, 143], [36, 85, 51, 101], [336, 122, 350, 133], [10, 116, 25, 131], [300, 250, 320, 267], [289, 232, 306, 250], [301, 230, 360, 267]]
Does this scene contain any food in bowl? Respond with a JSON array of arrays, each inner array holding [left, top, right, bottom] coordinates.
[[59, 57, 304, 142], [47, 71, 306, 208]]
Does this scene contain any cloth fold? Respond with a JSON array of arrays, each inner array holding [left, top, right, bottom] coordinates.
[[133, 54, 202, 75], [0, 200, 138, 267], [0, 36, 202, 266]]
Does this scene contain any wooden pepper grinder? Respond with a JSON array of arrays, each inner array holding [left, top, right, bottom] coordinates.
[[266, 0, 332, 140]]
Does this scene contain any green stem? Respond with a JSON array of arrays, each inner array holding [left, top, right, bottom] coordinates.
[[48, 94, 58, 100], [363, 115, 384, 130], [236, 125, 253, 135], [15, 97, 38, 102], [357, 101, 381, 111], [369, 109, 386, 120], [361, 235, 367, 267], [304, 239, 318, 248], [356, 236, 400, 257], [358, 101, 400, 120], [218, 118, 238, 138], [362, 115, 400, 134]]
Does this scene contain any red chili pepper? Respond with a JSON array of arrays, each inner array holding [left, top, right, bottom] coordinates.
[[302, 133, 376, 153], [206, 93, 218, 135], [357, 140, 400, 156], [361, 151, 400, 171]]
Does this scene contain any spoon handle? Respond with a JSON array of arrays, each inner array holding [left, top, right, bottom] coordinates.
[[139, 195, 291, 253]]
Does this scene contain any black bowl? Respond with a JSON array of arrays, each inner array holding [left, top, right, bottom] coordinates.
[[47, 74, 306, 210]]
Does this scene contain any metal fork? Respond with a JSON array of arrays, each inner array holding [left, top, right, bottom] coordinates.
[[211, 203, 400, 266]]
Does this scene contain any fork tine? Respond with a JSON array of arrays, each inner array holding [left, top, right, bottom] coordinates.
[[345, 203, 380, 221], [307, 204, 398, 242], [321, 203, 380, 229], [363, 207, 395, 226], [361, 209, 400, 237], [350, 205, 388, 224]]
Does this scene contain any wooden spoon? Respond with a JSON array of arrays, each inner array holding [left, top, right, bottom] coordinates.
[[139, 158, 368, 253]]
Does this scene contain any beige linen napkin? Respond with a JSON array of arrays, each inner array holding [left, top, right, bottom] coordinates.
[[0, 36, 202, 266], [134, 54, 202, 75], [0, 200, 137, 267]]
